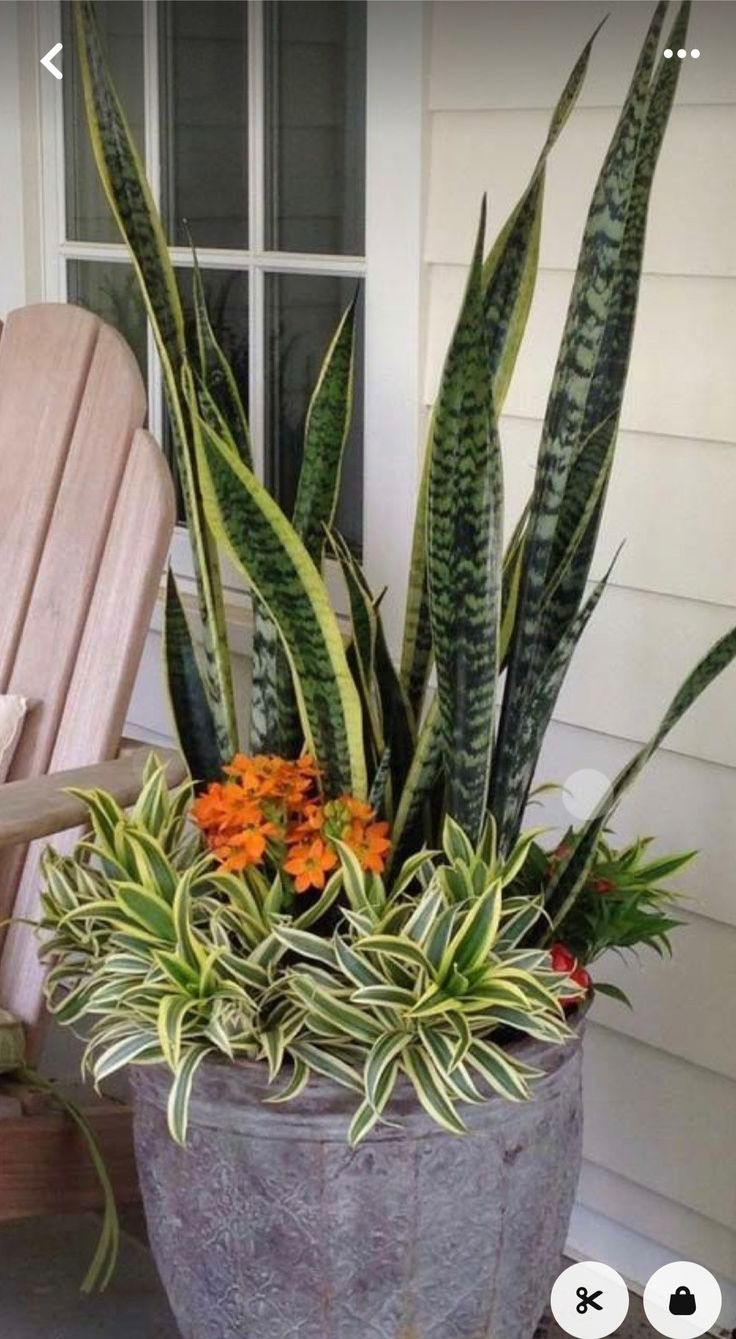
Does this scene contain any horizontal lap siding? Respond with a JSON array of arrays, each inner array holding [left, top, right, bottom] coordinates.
[[427, 0, 736, 1287]]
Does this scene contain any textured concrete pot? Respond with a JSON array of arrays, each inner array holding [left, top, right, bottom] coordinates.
[[131, 1021, 584, 1339]]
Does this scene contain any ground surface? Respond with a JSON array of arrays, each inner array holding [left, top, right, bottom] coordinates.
[[0, 1214, 671, 1338]]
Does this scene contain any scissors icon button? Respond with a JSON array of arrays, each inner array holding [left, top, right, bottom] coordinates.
[[576, 1286, 604, 1314], [551, 1261, 629, 1335]]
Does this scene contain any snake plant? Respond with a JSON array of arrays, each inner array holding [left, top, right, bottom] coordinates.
[[73, 0, 736, 938]]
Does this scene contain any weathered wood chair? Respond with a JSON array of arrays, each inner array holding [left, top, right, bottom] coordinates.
[[0, 303, 184, 1219]]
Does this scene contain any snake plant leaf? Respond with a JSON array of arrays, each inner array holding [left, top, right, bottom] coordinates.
[[329, 530, 415, 812], [292, 297, 358, 563], [389, 696, 443, 866], [74, 0, 183, 366], [427, 200, 501, 843], [327, 529, 383, 764], [374, 608, 416, 811], [399, 447, 435, 724], [482, 16, 605, 403], [163, 570, 223, 783], [496, 544, 622, 837], [249, 605, 289, 752], [543, 620, 736, 939], [368, 746, 393, 814], [491, 2, 675, 850], [253, 300, 357, 757], [535, 1, 690, 667], [195, 418, 367, 798], [74, 0, 237, 761], [190, 240, 251, 466], [186, 271, 288, 759], [398, 20, 602, 726]]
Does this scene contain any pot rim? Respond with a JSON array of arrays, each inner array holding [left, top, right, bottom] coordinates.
[[130, 1006, 587, 1145]]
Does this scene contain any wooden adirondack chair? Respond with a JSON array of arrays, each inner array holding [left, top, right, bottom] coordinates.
[[0, 303, 184, 1219]]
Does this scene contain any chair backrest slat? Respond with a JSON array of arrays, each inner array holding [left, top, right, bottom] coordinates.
[[0, 304, 175, 1027], [0, 429, 175, 1027], [4, 321, 146, 785], [0, 305, 100, 686]]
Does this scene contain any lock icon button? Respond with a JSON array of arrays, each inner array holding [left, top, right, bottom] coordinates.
[[669, 1285, 696, 1316]]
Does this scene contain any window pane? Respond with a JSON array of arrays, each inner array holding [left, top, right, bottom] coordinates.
[[163, 268, 250, 517], [266, 274, 363, 554], [67, 260, 147, 382], [63, 2, 144, 243], [265, 1, 366, 256], [159, 2, 249, 249]]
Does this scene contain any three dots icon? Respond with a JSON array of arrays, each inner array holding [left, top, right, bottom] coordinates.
[[664, 47, 700, 58]]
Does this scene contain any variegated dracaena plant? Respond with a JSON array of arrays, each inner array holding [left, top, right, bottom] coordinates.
[[40, 758, 576, 1147], [72, 3, 735, 969]]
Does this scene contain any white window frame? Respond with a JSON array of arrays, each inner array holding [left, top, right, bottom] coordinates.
[[33, 0, 426, 656]]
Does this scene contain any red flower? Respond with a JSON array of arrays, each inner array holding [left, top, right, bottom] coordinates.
[[591, 878, 615, 894], [550, 842, 573, 865], [550, 943, 591, 1009], [570, 965, 591, 992], [549, 942, 576, 974]]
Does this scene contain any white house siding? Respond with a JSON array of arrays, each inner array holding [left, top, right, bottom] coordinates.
[[425, 0, 736, 1303]]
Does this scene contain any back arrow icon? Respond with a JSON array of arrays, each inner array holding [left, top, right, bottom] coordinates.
[[40, 43, 63, 80]]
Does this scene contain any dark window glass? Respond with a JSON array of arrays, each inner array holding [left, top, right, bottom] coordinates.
[[265, 1, 366, 255], [159, 1, 249, 249], [67, 259, 147, 381]]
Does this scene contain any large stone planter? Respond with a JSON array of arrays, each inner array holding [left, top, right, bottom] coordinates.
[[131, 1021, 584, 1339]]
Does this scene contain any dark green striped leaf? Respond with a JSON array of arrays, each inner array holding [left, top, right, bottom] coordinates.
[[427, 201, 501, 842], [292, 297, 358, 563], [329, 530, 415, 812], [190, 240, 251, 466], [399, 21, 601, 726], [162, 572, 222, 782], [491, 2, 680, 850]]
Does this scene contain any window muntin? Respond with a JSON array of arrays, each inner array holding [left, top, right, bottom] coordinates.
[[59, 0, 366, 553]]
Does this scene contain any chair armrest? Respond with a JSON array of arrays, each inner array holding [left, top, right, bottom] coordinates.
[[0, 748, 188, 849]]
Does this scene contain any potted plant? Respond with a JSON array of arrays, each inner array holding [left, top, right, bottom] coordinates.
[[37, 1, 733, 1336]]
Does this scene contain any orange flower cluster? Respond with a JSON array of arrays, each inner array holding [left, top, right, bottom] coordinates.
[[191, 754, 391, 892]]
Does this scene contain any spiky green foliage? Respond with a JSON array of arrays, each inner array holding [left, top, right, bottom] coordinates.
[[515, 831, 691, 973], [71, 0, 736, 971], [40, 762, 575, 1147]]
